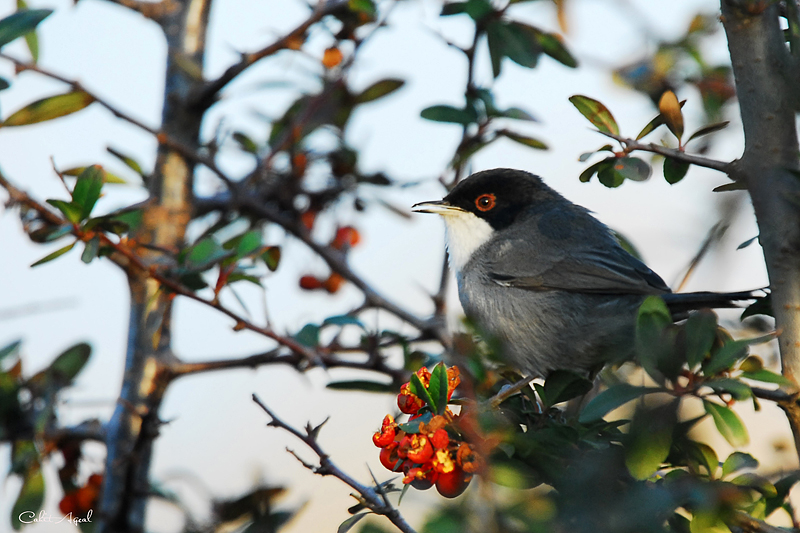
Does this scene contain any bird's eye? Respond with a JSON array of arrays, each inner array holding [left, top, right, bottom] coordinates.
[[475, 193, 496, 212]]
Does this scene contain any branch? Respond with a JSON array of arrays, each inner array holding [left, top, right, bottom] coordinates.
[[189, 0, 348, 110], [598, 131, 731, 173], [732, 511, 792, 533], [0, 173, 322, 364], [170, 346, 409, 383], [486, 376, 535, 409], [0, 53, 235, 188], [104, 0, 180, 20], [235, 196, 443, 340], [251, 394, 417, 533]]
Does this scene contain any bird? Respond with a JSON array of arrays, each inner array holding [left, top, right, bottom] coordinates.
[[412, 168, 755, 378]]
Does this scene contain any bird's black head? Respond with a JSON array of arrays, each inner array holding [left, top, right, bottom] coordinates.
[[440, 168, 560, 231]]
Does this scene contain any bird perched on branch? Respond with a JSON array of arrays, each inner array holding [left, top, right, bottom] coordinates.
[[412, 168, 755, 378]]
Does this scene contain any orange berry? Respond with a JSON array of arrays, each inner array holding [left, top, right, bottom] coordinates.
[[299, 275, 322, 290], [435, 466, 472, 498], [322, 47, 343, 68], [300, 210, 316, 231], [323, 273, 345, 293], [59, 492, 79, 515], [331, 226, 361, 250], [406, 435, 434, 464], [431, 429, 449, 450]]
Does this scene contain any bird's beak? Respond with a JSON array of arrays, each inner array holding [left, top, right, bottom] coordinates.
[[411, 200, 464, 215]]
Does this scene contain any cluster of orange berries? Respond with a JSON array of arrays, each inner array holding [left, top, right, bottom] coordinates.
[[59, 473, 102, 517], [373, 365, 483, 498], [299, 226, 361, 294]]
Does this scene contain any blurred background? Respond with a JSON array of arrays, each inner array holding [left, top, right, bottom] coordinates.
[[0, 0, 789, 531]]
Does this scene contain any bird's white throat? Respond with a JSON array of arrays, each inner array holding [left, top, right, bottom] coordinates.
[[440, 210, 495, 273]]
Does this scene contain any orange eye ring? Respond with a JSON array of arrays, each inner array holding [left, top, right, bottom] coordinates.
[[475, 193, 496, 212]]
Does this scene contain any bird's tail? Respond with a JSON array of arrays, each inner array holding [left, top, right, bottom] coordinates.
[[662, 289, 766, 318]]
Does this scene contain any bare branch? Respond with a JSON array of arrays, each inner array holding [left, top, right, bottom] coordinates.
[[169, 347, 408, 383], [251, 394, 418, 533], [189, 0, 349, 110], [486, 376, 535, 409]]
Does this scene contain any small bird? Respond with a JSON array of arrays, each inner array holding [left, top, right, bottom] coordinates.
[[412, 168, 753, 378]]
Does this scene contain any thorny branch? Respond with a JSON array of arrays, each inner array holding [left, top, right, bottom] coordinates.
[[251, 394, 418, 533], [0, 51, 442, 343]]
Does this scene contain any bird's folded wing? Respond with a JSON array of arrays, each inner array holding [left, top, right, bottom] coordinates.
[[488, 241, 670, 295]]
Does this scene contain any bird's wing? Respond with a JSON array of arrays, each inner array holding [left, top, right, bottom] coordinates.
[[487, 238, 670, 295]]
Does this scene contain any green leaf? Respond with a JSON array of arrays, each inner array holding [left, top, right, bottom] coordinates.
[[542, 370, 592, 407], [730, 473, 777, 498], [502, 22, 543, 69], [0, 76, 9, 91], [486, 21, 504, 78], [337, 512, 368, 533], [0, 9, 51, 49], [500, 130, 548, 150], [420, 105, 476, 125], [11, 465, 44, 531], [578, 157, 613, 183], [707, 378, 752, 401], [579, 383, 656, 423], [326, 380, 394, 393], [578, 144, 613, 162], [636, 296, 675, 383], [687, 121, 729, 144], [703, 340, 749, 375], [226, 272, 261, 286], [0, 340, 21, 362], [409, 372, 435, 411], [225, 229, 262, 258], [713, 181, 747, 192], [81, 236, 100, 264], [107, 146, 147, 177], [232, 132, 259, 154], [441, 2, 467, 15], [625, 400, 678, 480], [322, 315, 365, 328], [685, 441, 718, 478], [186, 238, 233, 270], [500, 107, 537, 121], [721, 451, 758, 478], [17, 0, 39, 63], [428, 363, 449, 415], [46, 199, 83, 224], [48, 342, 91, 383], [613, 156, 652, 182], [740, 368, 792, 386], [294, 324, 320, 347], [569, 95, 620, 135], [260, 246, 281, 272], [464, 0, 494, 21], [3, 91, 95, 127], [354, 78, 405, 104], [737, 236, 758, 250], [765, 472, 800, 516], [636, 113, 666, 140], [31, 242, 75, 267], [703, 400, 749, 447], [72, 165, 104, 220], [535, 30, 577, 67], [597, 161, 625, 188], [664, 157, 690, 184], [684, 310, 718, 369]]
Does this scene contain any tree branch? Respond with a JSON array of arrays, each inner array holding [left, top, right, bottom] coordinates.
[[103, 0, 180, 21], [188, 0, 348, 110], [0, 53, 234, 188], [251, 394, 417, 533], [597, 130, 731, 173]]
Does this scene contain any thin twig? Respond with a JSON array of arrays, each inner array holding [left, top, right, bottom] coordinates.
[[0, 53, 235, 188], [104, 0, 180, 20], [189, 0, 349, 109], [251, 394, 418, 533], [486, 376, 535, 409], [598, 130, 731, 173]]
